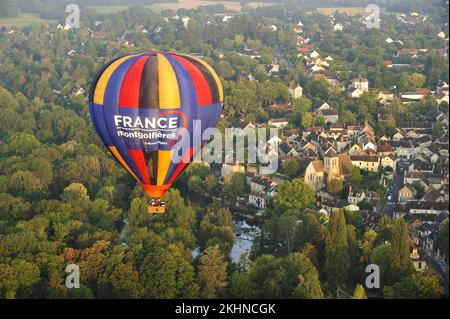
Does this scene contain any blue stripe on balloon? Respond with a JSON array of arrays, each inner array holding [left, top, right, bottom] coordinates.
[[162, 54, 200, 184], [102, 54, 145, 183], [90, 102, 113, 147]]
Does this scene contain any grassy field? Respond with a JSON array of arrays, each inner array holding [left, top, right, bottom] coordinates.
[[156, 0, 277, 11], [87, 1, 279, 14], [316, 7, 371, 15], [86, 5, 162, 14], [0, 13, 56, 27]]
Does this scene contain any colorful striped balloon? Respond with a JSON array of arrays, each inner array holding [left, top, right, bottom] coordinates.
[[89, 52, 223, 200]]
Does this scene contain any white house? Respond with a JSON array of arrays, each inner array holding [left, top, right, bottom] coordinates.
[[289, 83, 303, 99], [221, 162, 245, 178], [333, 23, 344, 31], [351, 77, 369, 92], [268, 118, 289, 129]]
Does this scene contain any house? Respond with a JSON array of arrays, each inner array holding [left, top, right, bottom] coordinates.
[[348, 87, 365, 98], [378, 143, 394, 156], [317, 102, 330, 111], [380, 154, 397, 171], [71, 86, 86, 97], [317, 108, 339, 124], [289, 82, 303, 99], [333, 23, 344, 31], [350, 154, 380, 172], [221, 162, 245, 178], [323, 148, 353, 183], [397, 48, 419, 59], [321, 199, 359, 214], [304, 160, 325, 191], [250, 176, 275, 193], [399, 184, 417, 202], [411, 247, 428, 272], [348, 187, 380, 209], [437, 31, 446, 39], [350, 77, 369, 91], [249, 192, 268, 209], [400, 90, 430, 103], [268, 118, 289, 129], [394, 201, 449, 218], [348, 144, 364, 155]]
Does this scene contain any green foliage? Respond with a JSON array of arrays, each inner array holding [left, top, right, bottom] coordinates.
[[199, 245, 228, 298], [327, 178, 343, 197], [385, 269, 444, 299], [390, 218, 412, 277], [370, 244, 394, 287], [434, 221, 449, 263], [325, 210, 350, 291], [236, 253, 323, 299], [274, 178, 314, 211], [199, 206, 235, 256]]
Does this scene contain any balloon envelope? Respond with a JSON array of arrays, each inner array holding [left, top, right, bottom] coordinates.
[[89, 52, 223, 198]]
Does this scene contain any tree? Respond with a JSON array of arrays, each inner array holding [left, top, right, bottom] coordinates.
[[205, 174, 218, 194], [286, 253, 324, 299], [385, 269, 444, 299], [187, 175, 203, 193], [139, 246, 198, 298], [61, 183, 89, 202], [432, 122, 444, 139], [280, 158, 304, 178], [361, 230, 377, 262], [325, 210, 350, 290], [7, 132, 41, 156], [353, 284, 367, 299], [328, 179, 343, 197], [0, 263, 18, 299], [390, 218, 411, 277], [199, 206, 235, 256], [274, 178, 315, 211], [350, 166, 362, 187], [301, 112, 314, 128], [199, 245, 228, 298], [227, 271, 254, 298], [12, 259, 40, 297], [370, 244, 393, 287], [223, 172, 246, 204], [434, 221, 449, 263]]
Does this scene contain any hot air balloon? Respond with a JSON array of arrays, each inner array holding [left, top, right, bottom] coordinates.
[[89, 52, 223, 213]]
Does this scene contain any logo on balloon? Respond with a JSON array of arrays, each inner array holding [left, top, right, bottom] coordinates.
[[113, 110, 187, 146]]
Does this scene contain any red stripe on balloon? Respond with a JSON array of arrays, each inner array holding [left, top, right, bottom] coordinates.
[[119, 55, 149, 108], [128, 149, 150, 184], [169, 54, 212, 106]]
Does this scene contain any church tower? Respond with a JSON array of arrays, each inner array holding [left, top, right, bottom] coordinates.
[[324, 147, 340, 183]]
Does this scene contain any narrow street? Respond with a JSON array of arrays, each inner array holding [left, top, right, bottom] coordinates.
[[379, 161, 406, 217]]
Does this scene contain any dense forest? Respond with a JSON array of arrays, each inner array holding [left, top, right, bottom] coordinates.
[[0, 1, 448, 299]]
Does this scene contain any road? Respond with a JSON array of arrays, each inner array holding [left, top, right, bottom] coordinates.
[[379, 163, 406, 217]]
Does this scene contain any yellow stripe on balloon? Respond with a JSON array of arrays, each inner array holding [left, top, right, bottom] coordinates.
[[157, 150, 172, 185], [108, 146, 141, 183], [93, 55, 138, 105], [157, 54, 181, 109], [179, 53, 223, 101]]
